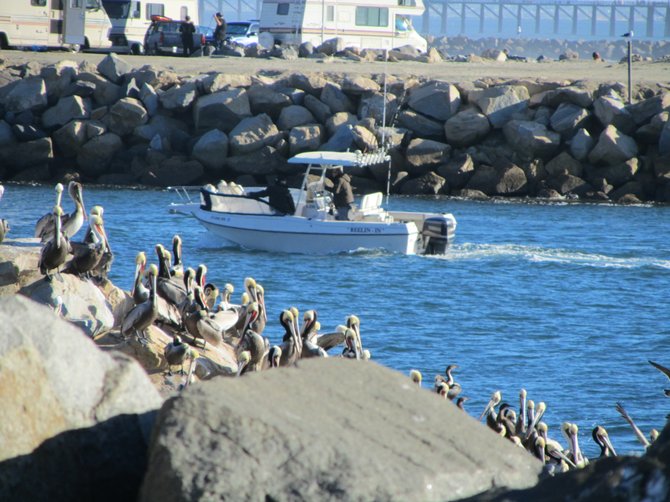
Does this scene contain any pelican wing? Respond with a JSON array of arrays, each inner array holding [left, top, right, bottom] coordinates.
[[210, 310, 239, 331], [35, 212, 54, 239], [649, 360, 670, 381], [315, 331, 346, 351]]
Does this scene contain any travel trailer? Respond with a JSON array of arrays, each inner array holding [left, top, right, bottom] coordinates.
[[0, 0, 112, 51], [102, 0, 199, 53], [259, 0, 427, 52]]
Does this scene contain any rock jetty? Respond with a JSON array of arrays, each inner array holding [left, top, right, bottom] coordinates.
[[0, 53, 669, 203]]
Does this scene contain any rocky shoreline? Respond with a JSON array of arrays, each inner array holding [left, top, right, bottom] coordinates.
[[0, 52, 669, 204]]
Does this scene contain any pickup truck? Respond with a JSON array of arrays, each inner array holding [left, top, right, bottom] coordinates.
[[144, 17, 208, 56]]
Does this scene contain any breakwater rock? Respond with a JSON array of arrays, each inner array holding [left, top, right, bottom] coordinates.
[[0, 53, 669, 203]]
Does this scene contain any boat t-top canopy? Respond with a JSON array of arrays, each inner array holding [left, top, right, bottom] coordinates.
[[287, 150, 390, 168]]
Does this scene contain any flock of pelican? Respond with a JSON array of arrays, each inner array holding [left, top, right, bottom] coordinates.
[[409, 359, 669, 473]]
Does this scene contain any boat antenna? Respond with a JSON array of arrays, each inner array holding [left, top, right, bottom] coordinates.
[[382, 48, 392, 206]]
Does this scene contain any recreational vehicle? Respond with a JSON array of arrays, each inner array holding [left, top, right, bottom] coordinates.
[[0, 0, 113, 51], [102, 0, 199, 53], [259, 0, 427, 52]]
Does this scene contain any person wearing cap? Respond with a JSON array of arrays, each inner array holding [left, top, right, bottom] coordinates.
[[213, 12, 227, 51], [248, 177, 295, 215], [330, 167, 354, 220]]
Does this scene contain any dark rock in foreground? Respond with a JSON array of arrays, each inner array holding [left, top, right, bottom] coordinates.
[[140, 358, 541, 501]]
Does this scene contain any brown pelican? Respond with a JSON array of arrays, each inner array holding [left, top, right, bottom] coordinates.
[[268, 345, 282, 368], [244, 278, 266, 335], [524, 401, 546, 441], [592, 426, 617, 457], [63, 213, 108, 277], [236, 351, 251, 376], [171, 235, 184, 277], [155, 244, 187, 306], [341, 328, 360, 359], [479, 390, 502, 422], [204, 283, 219, 310], [131, 252, 149, 305], [532, 436, 546, 463], [37, 181, 87, 242], [314, 324, 347, 352], [218, 283, 235, 310], [648, 360, 670, 397], [38, 206, 72, 280], [237, 329, 267, 373], [34, 183, 64, 238], [615, 401, 651, 448], [279, 310, 301, 366], [121, 264, 158, 344], [164, 334, 189, 375], [85, 206, 113, 279], [346, 314, 364, 359], [516, 389, 528, 435], [456, 396, 469, 410], [409, 369, 422, 386], [563, 422, 588, 468], [183, 286, 226, 350]]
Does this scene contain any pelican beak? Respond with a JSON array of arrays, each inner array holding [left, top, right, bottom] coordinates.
[[602, 433, 616, 457], [78, 185, 87, 221]]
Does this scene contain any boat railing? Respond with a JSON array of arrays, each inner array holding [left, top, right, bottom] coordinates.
[[167, 185, 201, 204]]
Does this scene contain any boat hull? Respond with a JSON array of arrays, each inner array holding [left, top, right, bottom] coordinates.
[[194, 208, 419, 254]]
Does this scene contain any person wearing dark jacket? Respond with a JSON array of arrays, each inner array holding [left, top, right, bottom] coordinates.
[[331, 167, 354, 220], [180, 16, 195, 56], [213, 12, 227, 51], [249, 177, 295, 215]]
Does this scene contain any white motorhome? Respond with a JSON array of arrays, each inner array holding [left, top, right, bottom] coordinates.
[[259, 0, 427, 52], [0, 0, 112, 51], [102, 0, 199, 53]]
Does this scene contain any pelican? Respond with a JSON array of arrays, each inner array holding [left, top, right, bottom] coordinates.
[[63, 213, 108, 277], [563, 422, 588, 468], [155, 244, 187, 306], [85, 206, 113, 279], [171, 235, 184, 277], [164, 334, 189, 375], [409, 369, 422, 386], [34, 182, 64, 238], [37, 181, 87, 242], [346, 315, 364, 359], [648, 360, 670, 397], [183, 286, 227, 350], [268, 345, 282, 368], [38, 206, 72, 280], [524, 401, 546, 441], [314, 324, 347, 352], [479, 390, 502, 422], [131, 252, 149, 305], [204, 283, 219, 310], [615, 401, 650, 448], [236, 351, 251, 376], [302, 320, 328, 358], [244, 278, 266, 334], [121, 264, 158, 344], [237, 329, 267, 373], [592, 426, 617, 457], [218, 283, 235, 311], [341, 328, 360, 359], [279, 310, 301, 366], [456, 396, 469, 410], [516, 389, 528, 435]]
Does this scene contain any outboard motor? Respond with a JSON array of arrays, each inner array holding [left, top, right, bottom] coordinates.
[[421, 216, 450, 255]]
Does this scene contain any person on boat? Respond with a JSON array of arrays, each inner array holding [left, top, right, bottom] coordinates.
[[330, 167, 354, 221], [248, 177, 296, 215]]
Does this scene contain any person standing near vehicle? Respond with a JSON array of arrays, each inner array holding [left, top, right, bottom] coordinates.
[[330, 167, 354, 220], [180, 16, 195, 57], [213, 12, 227, 51]]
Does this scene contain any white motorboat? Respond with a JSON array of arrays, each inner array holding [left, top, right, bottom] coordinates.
[[170, 151, 457, 255]]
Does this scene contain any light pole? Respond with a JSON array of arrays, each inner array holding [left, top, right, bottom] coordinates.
[[622, 30, 634, 104]]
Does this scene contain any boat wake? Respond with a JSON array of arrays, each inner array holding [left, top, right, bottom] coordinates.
[[431, 243, 670, 270]]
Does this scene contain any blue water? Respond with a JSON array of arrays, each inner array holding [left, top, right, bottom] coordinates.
[[3, 184, 669, 459]]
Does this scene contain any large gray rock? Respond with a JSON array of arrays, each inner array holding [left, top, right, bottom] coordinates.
[[503, 120, 561, 159], [325, 111, 358, 137], [593, 94, 634, 133], [397, 109, 445, 140], [547, 173, 594, 197], [588, 157, 639, 187], [536, 85, 596, 108], [342, 75, 380, 95], [199, 73, 252, 94], [289, 124, 324, 156], [0, 120, 15, 148], [247, 85, 292, 120], [41, 60, 78, 99], [276, 105, 316, 130], [545, 151, 583, 178], [320, 82, 354, 113], [405, 138, 452, 176], [0, 295, 161, 501], [191, 129, 229, 171], [11, 137, 53, 168], [286, 72, 328, 96], [193, 88, 251, 132], [358, 91, 398, 125], [408, 80, 461, 121], [139, 359, 541, 502], [76, 133, 123, 176], [53, 120, 88, 158], [140, 82, 159, 116], [588, 125, 638, 166], [319, 124, 355, 152], [97, 53, 133, 84], [659, 120, 670, 156], [303, 94, 332, 124], [626, 92, 670, 125], [569, 128, 594, 161], [4, 77, 47, 113], [159, 82, 197, 110], [351, 124, 378, 152], [445, 108, 491, 147], [108, 97, 148, 136], [133, 115, 188, 143], [437, 154, 475, 190], [549, 103, 589, 136], [469, 85, 530, 129], [77, 72, 121, 106], [400, 171, 446, 195], [41, 95, 90, 130], [142, 157, 204, 186], [228, 113, 281, 155], [226, 146, 286, 176]]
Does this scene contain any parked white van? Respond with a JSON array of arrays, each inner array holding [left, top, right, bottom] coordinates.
[[102, 0, 199, 54], [259, 0, 427, 52], [0, 0, 112, 51]]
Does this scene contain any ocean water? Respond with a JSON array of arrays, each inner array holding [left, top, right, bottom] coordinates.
[[3, 184, 669, 459]]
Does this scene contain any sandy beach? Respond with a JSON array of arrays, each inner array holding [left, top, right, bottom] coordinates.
[[2, 49, 670, 87]]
